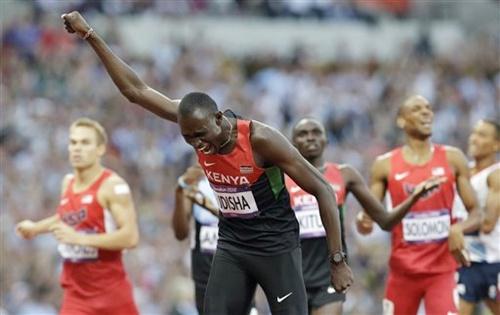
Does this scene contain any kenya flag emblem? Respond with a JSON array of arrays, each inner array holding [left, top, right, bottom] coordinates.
[[240, 165, 254, 174]]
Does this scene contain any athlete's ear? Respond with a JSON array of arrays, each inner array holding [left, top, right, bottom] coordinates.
[[97, 143, 106, 157], [215, 111, 224, 126], [396, 116, 405, 129]]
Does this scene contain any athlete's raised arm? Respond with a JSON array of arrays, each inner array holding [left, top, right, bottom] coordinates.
[[61, 11, 179, 122], [250, 121, 353, 292], [342, 165, 445, 231], [50, 175, 139, 250]]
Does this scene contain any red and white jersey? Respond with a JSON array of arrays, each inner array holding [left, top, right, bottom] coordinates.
[[285, 162, 346, 239], [387, 144, 457, 274], [57, 169, 130, 297]]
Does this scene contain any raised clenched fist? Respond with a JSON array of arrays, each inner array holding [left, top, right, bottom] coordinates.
[[61, 11, 92, 39]]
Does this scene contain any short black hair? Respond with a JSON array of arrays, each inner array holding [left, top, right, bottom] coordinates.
[[482, 118, 500, 140], [178, 92, 218, 117]]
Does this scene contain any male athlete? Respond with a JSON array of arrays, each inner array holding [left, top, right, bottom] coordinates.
[[356, 95, 480, 315], [61, 11, 353, 315], [16, 118, 139, 315], [455, 119, 500, 315], [286, 118, 445, 315]]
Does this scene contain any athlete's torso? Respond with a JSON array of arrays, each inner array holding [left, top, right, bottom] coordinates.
[[285, 162, 346, 288], [387, 144, 457, 274], [57, 169, 129, 297], [191, 177, 219, 283], [463, 162, 500, 263], [196, 118, 299, 255]]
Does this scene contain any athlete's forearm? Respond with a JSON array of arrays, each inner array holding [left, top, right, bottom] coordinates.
[[453, 207, 481, 234], [316, 188, 343, 252], [80, 227, 139, 250], [378, 193, 420, 230], [172, 187, 191, 240], [34, 215, 60, 235], [85, 31, 179, 121]]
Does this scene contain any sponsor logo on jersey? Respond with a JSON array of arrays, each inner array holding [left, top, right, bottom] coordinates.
[[432, 167, 445, 176]]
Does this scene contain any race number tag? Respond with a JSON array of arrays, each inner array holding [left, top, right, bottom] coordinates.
[[199, 225, 218, 253], [212, 185, 259, 218], [403, 210, 450, 243], [58, 243, 98, 262], [295, 209, 325, 238]]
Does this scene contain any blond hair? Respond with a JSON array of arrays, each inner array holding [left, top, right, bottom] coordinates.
[[70, 118, 108, 145]]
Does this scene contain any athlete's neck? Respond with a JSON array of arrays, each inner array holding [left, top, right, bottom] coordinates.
[[308, 156, 326, 172], [73, 163, 104, 189], [403, 137, 433, 165], [218, 116, 236, 154], [472, 155, 497, 175]]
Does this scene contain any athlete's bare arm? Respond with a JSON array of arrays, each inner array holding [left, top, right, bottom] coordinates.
[[61, 11, 179, 122], [482, 168, 500, 233], [50, 175, 139, 250], [446, 147, 480, 266], [172, 185, 194, 241], [250, 121, 353, 292], [355, 155, 389, 234], [342, 165, 445, 231], [15, 174, 72, 239]]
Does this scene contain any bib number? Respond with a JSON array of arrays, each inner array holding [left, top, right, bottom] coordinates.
[[199, 225, 218, 253], [296, 209, 325, 238], [58, 243, 98, 261], [213, 186, 259, 218]]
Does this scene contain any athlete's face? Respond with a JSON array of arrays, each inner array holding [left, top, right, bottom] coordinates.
[[68, 126, 104, 169], [398, 96, 434, 139], [292, 119, 327, 160], [179, 110, 225, 155], [468, 120, 499, 159]]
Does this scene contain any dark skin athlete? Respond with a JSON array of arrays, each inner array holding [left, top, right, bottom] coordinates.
[[291, 118, 445, 315], [61, 11, 354, 292]]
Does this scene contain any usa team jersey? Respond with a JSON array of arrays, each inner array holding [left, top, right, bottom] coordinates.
[[196, 118, 299, 255], [285, 162, 347, 288], [57, 169, 132, 297], [387, 144, 457, 274]]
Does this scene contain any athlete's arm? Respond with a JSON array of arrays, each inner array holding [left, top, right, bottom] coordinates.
[[482, 168, 500, 233], [172, 184, 194, 241], [61, 11, 179, 122], [51, 175, 140, 250], [251, 122, 353, 292], [354, 156, 388, 234], [446, 147, 480, 266], [15, 174, 72, 239], [343, 165, 445, 231]]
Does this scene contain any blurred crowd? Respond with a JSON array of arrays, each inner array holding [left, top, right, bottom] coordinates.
[[1, 3, 499, 315]]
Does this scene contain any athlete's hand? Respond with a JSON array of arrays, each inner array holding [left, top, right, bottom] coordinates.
[[448, 224, 470, 267], [183, 165, 204, 185], [61, 11, 92, 38], [330, 261, 354, 293], [15, 220, 38, 240], [355, 212, 374, 235], [50, 221, 83, 245], [411, 176, 447, 199]]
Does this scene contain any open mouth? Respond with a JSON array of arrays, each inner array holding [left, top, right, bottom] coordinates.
[[198, 143, 213, 154]]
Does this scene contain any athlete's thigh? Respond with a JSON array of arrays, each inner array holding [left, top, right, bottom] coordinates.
[[204, 249, 257, 315], [384, 271, 424, 315], [250, 247, 307, 315], [194, 282, 207, 315], [424, 271, 457, 315]]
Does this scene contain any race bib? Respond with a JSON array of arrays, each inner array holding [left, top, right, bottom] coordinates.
[[199, 225, 218, 253], [58, 243, 98, 261], [296, 209, 325, 238], [402, 210, 450, 243], [212, 185, 258, 218]]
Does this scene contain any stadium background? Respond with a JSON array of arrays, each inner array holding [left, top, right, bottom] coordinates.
[[1, 0, 499, 314]]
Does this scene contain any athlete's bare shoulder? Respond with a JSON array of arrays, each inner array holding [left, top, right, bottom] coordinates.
[[371, 151, 392, 180], [443, 145, 468, 169], [100, 173, 130, 195], [249, 120, 276, 142]]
